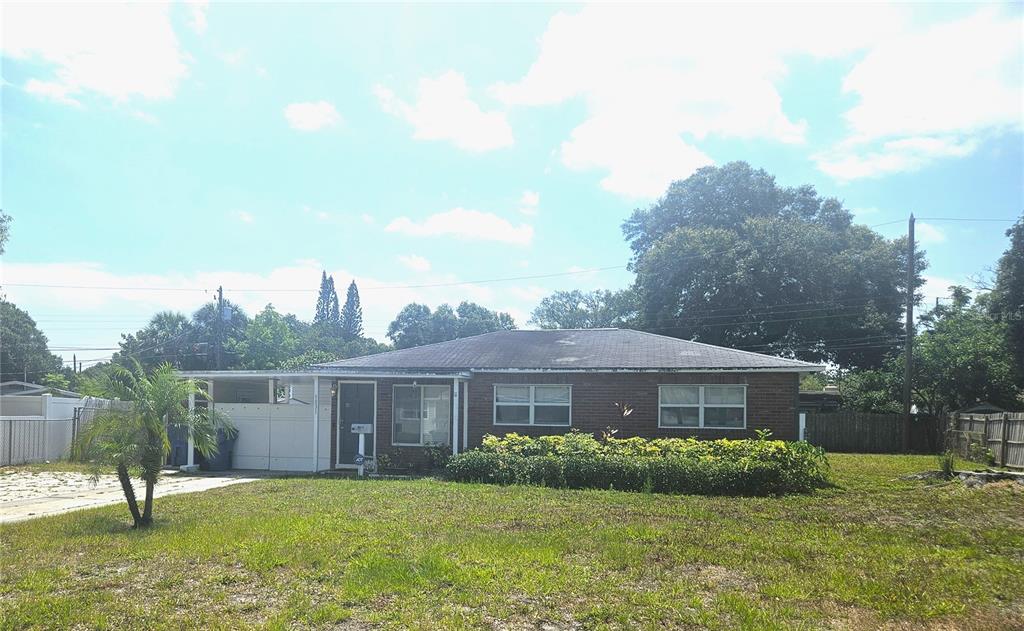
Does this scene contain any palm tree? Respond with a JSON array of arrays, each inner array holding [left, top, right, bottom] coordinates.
[[73, 362, 234, 528]]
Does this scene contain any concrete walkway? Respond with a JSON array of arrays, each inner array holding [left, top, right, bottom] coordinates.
[[0, 469, 260, 524]]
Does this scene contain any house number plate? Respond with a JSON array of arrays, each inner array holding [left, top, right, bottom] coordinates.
[[350, 424, 373, 434]]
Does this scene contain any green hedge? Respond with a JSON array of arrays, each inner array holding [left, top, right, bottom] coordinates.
[[444, 432, 830, 496]]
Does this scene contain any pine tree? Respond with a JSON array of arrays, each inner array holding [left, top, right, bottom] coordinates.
[[327, 276, 340, 327], [340, 280, 363, 340], [313, 271, 332, 325], [314, 271, 340, 330]]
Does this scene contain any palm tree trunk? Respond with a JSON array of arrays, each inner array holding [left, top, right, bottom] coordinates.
[[116, 463, 143, 527], [140, 477, 155, 527]]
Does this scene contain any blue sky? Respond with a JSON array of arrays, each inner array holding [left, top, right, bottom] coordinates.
[[2, 2, 1022, 368]]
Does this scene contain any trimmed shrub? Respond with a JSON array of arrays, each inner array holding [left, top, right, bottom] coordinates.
[[446, 432, 830, 496]]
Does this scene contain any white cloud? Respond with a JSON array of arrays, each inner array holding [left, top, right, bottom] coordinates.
[[130, 110, 159, 125], [375, 71, 514, 152], [397, 254, 432, 273], [220, 49, 246, 67], [4, 257, 624, 365], [361, 213, 375, 225], [815, 136, 979, 181], [851, 206, 881, 219], [920, 274, 965, 303], [385, 207, 534, 246], [491, 4, 1022, 194], [559, 114, 714, 198], [302, 205, 338, 223], [915, 222, 947, 245], [508, 285, 548, 302], [817, 8, 1022, 180], [3, 3, 190, 103], [24, 79, 82, 106], [519, 191, 540, 216], [233, 210, 254, 224], [491, 4, 883, 197], [284, 101, 341, 131], [184, 0, 209, 34], [0, 260, 547, 361]]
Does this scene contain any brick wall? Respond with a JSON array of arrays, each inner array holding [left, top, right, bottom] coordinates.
[[466, 371, 800, 445], [329, 371, 799, 469]]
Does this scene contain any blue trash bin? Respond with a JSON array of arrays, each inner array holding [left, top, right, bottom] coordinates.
[[199, 429, 236, 472], [167, 423, 190, 466]]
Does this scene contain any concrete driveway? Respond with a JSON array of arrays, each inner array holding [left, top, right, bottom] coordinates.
[[0, 469, 260, 523]]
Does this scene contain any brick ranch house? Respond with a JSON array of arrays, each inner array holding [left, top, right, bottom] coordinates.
[[178, 329, 823, 472]]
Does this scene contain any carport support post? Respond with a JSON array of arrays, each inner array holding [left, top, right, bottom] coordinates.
[[452, 378, 460, 456], [187, 393, 195, 467], [463, 379, 469, 452], [42, 394, 52, 461], [312, 376, 320, 473]]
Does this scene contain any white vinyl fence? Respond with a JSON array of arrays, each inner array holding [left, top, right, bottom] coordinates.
[[0, 395, 121, 466]]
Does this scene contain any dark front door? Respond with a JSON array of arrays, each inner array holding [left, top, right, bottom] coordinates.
[[337, 382, 375, 466]]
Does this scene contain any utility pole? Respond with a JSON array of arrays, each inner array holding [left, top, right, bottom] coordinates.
[[215, 286, 224, 370], [902, 214, 915, 451]]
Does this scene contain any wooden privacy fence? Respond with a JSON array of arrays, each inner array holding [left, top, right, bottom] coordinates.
[[801, 411, 938, 453], [949, 413, 1024, 469]]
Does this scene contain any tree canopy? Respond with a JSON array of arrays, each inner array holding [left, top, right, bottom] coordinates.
[[236, 304, 299, 369], [0, 300, 62, 381], [530, 289, 637, 329], [0, 209, 10, 255], [111, 301, 251, 372], [387, 301, 516, 349], [624, 162, 925, 369], [987, 215, 1024, 385], [841, 286, 1021, 417]]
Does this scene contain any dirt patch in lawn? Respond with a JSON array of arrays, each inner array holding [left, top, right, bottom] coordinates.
[[821, 601, 1024, 631]]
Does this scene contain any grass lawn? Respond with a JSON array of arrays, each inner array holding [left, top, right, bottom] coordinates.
[[1, 454, 1022, 630]]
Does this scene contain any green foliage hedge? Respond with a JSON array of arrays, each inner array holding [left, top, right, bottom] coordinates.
[[444, 432, 830, 496]]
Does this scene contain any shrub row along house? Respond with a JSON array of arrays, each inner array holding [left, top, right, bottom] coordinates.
[[178, 329, 822, 472]]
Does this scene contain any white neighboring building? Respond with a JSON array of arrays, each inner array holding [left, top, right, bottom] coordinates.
[[0, 381, 112, 465]]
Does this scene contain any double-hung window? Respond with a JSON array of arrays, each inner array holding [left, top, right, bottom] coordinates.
[[392, 385, 451, 446], [494, 385, 571, 426], [659, 385, 746, 429]]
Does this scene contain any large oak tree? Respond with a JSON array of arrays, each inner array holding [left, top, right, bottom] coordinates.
[[624, 162, 926, 369]]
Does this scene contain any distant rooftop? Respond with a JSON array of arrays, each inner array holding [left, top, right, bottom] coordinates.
[[0, 380, 82, 398], [317, 329, 822, 372]]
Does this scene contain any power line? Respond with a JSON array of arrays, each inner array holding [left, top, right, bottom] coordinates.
[[3, 264, 630, 293], [870, 216, 1018, 229], [641, 309, 885, 331], [916, 217, 1019, 223], [736, 333, 905, 349]]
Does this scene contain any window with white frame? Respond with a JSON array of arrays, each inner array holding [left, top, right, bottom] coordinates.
[[392, 385, 451, 446], [494, 385, 571, 426], [659, 385, 746, 429]]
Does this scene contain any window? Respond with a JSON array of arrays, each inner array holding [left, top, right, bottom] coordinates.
[[392, 385, 451, 446], [494, 385, 571, 426], [659, 385, 746, 429]]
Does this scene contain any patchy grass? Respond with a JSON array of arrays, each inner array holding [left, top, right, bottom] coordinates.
[[1, 454, 1021, 630]]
